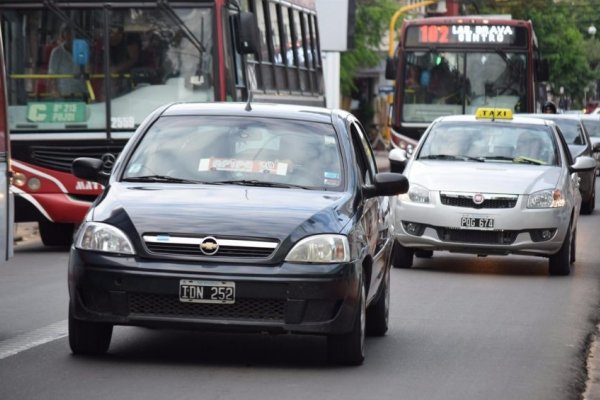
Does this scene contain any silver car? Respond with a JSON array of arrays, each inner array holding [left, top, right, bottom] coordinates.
[[388, 109, 597, 276], [579, 114, 600, 175]]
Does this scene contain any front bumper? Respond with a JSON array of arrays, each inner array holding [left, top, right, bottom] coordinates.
[[391, 195, 571, 257], [68, 250, 361, 335]]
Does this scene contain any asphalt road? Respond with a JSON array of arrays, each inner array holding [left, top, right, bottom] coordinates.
[[1, 177, 600, 400]]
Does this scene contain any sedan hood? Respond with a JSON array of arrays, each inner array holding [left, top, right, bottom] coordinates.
[[406, 161, 561, 194], [91, 183, 353, 240]]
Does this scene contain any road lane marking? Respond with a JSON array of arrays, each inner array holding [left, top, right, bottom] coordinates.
[[0, 320, 67, 360]]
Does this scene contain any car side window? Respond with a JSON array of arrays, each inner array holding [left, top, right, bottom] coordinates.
[[350, 121, 377, 185], [554, 126, 574, 165]]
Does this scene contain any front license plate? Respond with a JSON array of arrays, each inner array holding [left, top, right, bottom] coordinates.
[[460, 216, 495, 230], [179, 280, 235, 304]]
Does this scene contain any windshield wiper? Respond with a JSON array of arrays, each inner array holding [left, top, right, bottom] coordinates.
[[211, 179, 312, 189], [122, 175, 200, 183], [420, 154, 485, 162], [513, 156, 546, 165]]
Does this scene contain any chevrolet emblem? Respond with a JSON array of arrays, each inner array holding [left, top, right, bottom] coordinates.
[[199, 237, 219, 255]]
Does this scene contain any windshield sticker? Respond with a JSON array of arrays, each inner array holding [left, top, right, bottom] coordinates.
[[324, 171, 340, 179], [128, 163, 142, 174], [198, 158, 289, 176], [324, 136, 336, 145], [324, 178, 340, 186]]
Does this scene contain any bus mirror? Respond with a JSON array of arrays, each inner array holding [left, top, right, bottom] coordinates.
[[72, 39, 90, 66], [385, 57, 396, 80], [535, 59, 549, 82], [236, 12, 260, 56]]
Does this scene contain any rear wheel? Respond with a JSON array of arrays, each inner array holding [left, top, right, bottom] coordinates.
[[68, 307, 113, 355], [392, 241, 413, 269], [548, 223, 573, 276], [39, 220, 74, 248], [366, 271, 390, 337], [327, 282, 366, 366]]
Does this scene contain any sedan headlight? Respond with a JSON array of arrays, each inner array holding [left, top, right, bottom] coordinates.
[[399, 183, 431, 204], [75, 222, 135, 255], [285, 234, 350, 263], [527, 189, 566, 209]]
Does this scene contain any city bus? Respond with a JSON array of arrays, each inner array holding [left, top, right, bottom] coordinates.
[[0, 28, 13, 263], [385, 16, 549, 149], [0, 0, 324, 246]]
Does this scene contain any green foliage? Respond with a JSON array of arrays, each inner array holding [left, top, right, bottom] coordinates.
[[340, 0, 397, 97]]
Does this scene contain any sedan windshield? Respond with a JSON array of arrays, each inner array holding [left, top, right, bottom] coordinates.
[[123, 116, 344, 191], [581, 118, 600, 138], [418, 121, 559, 166]]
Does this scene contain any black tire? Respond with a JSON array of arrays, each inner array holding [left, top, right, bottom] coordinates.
[[548, 223, 573, 276], [570, 228, 577, 264], [581, 183, 595, 215], [69, 307, 113, 355], [39, 220, 74, 248], [366, 271, 390, 337], [327, 282, 366, 366], [392, 241, 414, 269], [414, 249, 434, 258]]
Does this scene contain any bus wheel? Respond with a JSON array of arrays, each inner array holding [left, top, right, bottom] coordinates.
[[39, 221, 74, 247]]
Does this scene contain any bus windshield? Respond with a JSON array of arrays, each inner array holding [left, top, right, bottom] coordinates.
[[2, 5, 213, 132], [402, 50, 527, 123]]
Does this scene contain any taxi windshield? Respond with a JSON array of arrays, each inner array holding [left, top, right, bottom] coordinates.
[[418, 121, 559, 166], [123, 116, 344, 191]]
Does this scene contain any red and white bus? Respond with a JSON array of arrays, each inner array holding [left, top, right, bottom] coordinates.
[[0, 28, 13, 262], [386, 16, 549, 150], [1, 0, 324, 246]]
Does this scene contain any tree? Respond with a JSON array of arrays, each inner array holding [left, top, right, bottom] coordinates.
[[340, 0, 397, 98]]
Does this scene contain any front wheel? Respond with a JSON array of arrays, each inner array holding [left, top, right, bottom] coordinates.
[[69, 307, 113, 355], [327, 282, 366, 366], [39, 220, 74, 248], [548, 224, 573, 276], [392, 241, 414, 269]]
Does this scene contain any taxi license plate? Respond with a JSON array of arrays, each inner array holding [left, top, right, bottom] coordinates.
[[460, 216, 494, 230], [179, 280, 235, 304]]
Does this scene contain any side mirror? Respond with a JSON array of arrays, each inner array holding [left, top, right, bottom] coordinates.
[[592, 141, 600, 152], [72, 157, 108, 186], [235, 12, 260, 56], [570, 155, 597, 173], [388, 147, 408, 174], [363, 172, 409, 198], [385, 57, 397, 80]]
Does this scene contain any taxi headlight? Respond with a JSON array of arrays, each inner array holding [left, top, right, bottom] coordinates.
[[75, 222, 135, 255], [285, 234, 350, 263], [527, 189, 566, 208], [399, 183, 431, 204]]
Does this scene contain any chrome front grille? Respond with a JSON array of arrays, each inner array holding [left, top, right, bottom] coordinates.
[[440, 192, 518, 209], [143, 234, 279, 258], [129, 293, 285, 321], [29, 143, 125, 173]]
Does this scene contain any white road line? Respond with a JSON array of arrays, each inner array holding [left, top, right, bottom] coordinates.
[[0, 320, 68, 360]]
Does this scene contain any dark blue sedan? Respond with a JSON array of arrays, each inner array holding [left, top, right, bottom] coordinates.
[[68, 102, 408, 365]]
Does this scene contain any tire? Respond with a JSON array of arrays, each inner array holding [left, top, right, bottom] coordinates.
[[548, 223, 573, 276], [581, 182, 595, 215], [392, 241, 414, 269], [570, 228, 577, 264], [39, 221, 74, 248], [327, 282, 366, 366], [69, 307, 113, 355], [414, 249, 434, 258], [366, 271, 390, 337]]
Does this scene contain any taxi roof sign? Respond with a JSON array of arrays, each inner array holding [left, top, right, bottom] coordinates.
[[475, 108, 513, 120]]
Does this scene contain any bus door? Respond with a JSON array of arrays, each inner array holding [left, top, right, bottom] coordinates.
[[0, 28, 13, 263]]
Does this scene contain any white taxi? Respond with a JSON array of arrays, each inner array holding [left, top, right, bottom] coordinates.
[[388, 108, 597, 276]]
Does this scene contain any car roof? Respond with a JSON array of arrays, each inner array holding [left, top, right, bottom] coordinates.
[[520, 113, 584, 121], [435, 114, 552, 126], [160, 102, 342, 124]]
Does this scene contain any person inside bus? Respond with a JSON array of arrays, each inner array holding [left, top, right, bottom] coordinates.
[[48, 24, 87, 99], [542, 100, 557, 114], [108, 25, 142, 95]]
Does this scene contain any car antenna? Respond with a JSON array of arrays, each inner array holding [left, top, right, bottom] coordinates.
[[245, 90, 253, 111]]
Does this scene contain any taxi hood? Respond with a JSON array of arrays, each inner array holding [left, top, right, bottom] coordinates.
[[406, 161, 562, 194]]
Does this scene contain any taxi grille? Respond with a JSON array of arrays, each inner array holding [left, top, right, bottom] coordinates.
[[436, 228, 518, 244], [440, 193, 518, 209], [129, 293, 285, 321]]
